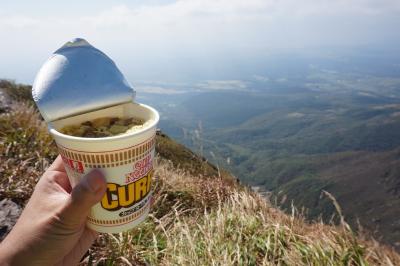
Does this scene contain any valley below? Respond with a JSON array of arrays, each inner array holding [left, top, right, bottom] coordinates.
[[138, 52, 400, 248]]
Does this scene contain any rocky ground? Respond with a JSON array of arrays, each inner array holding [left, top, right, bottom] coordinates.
[[0, 199, 22, 241], [0, 88, 11, 113], [0, 88, 20, 241]]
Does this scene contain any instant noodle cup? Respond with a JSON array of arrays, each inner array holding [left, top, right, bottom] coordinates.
[[32, 38, 159, 233]]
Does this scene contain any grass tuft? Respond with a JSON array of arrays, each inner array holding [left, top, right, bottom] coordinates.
[[0, 102, 57, 203], [85, 158, 400, 265], [0, 79, 33, 104]]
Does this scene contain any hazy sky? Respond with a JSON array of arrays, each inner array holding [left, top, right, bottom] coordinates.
[[1, 0, 400, 84]]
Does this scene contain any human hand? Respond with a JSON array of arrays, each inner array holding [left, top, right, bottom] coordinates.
[[0, 156, 107, 266]]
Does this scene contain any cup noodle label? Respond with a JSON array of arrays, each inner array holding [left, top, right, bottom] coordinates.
[[56, 134, 156, 230]]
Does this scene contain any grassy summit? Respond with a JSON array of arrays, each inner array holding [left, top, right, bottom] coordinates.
[[0, 80, 399, 265]]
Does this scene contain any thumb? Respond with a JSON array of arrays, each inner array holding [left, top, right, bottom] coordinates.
[[62, 170, 107, 224]]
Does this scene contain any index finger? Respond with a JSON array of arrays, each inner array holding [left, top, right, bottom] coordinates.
[[47, 155, 67, 173]]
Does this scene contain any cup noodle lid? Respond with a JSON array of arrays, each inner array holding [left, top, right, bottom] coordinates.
[[32, 38, 136, 122]]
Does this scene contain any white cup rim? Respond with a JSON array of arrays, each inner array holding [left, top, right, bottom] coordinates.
[[48, 103, 160, 143]]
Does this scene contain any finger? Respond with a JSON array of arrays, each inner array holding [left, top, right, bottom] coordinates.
[[61, 169, 107, 224], [47, 155, 67, 173], [36, 168, 71, 195], [61, 228, 99, 266], [45, 171, 72, 194], [40, 156, 71, 193]]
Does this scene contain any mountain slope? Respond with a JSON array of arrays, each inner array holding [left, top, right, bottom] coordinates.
[[272, 149, 400, 247], [1, 80, 400, 265]]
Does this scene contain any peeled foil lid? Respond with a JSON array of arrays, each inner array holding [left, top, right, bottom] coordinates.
[[32, 38, 135, 122]]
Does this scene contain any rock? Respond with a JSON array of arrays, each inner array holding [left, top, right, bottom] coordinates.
[[0, 199, 22, 241], [0, 88, 12, 113]]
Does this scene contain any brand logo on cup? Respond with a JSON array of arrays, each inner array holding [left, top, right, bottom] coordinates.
[[61, 155, 84, 174]]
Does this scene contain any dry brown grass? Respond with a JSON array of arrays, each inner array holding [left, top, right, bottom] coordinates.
[[0, 102, 57, 204], [85, 157, 237, 265], [84, 158, 400, 265]]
